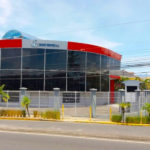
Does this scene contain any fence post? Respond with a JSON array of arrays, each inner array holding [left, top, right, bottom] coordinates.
[[89, 106, 92, 121], [6, 90, 9, 108], [109, 106, 112, 121], [143, 90, 150, 116], [62, 104, 64, 120], [108, 91, 110, 105], [135, 89, 141, 114], [119, 89, 125, 113], [119, 89, 125, 103], [53, 88, 60, 111], [140, 110, 143, 124], [19, 87, 27, 107], [75, 91, 77, 115], [49, 93, 51, 108], [39, 91, 40, 108], [90, 88, 97, 118]]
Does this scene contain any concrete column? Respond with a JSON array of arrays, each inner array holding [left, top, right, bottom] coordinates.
[[119, 89, 125, 103], [19, 87, 27, 106], [143, 90, 150, 103], [90, 88, 97, 118], [135, 89, 141, 114], [53, 88, 60, 111], [143, 90, 150, 115]]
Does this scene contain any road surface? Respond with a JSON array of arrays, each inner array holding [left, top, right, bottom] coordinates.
[[0, 120, 150, 141], [0, 131, 150, 150]]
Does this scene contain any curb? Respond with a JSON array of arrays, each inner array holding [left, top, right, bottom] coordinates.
[[0, 117, 63, 122], [0, 117, 150, 126], [75, 120, 150, 126]]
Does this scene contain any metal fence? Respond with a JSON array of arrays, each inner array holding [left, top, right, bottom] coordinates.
[[0, 90, 121, 120], [0, 90, 121, 107], [119, 90, 150, 117], [2, 90, 150, 120]]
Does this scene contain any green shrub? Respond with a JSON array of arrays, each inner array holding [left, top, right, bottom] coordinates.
[[53, 111, 60, 120], [33, 111, 39, 118], [0, 109, 26, 117], [126, 116, 150, 124], [126, 116, 140, 124], [16, 110, 22, 117], [111, 114, 122, 122], [41, 110, 60, 120], [1, 110, 7, 116], [45, 111, 53, 119], [0, 110, 2, 116], [21, 110, 26, 117], [142, 116, 150, 124]]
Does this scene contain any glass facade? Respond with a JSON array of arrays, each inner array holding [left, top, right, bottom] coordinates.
[[0, 48, 120, 91]]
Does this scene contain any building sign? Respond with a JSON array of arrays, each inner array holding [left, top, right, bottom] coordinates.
[[22, 39, 67, 50], [31, 40, 59, 48], [62, 93, 80, 103]]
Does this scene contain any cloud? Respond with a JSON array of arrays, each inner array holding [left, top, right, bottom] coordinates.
[[0, 0, 12, 25], [0, 0, 122, 50], [68, 29, 121, 49]]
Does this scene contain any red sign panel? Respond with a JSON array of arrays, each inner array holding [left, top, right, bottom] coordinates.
[[0, 39, 22, 48]]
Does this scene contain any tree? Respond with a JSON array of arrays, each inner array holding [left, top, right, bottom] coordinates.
[[140, 79, 150, 90], [120, 102, 131, 122], [114, 76, 129, 91], [0, 84, 10, 102], [21, 96, 31, 117], [135, 76, 142, 81], [142, 103, 150, 117]]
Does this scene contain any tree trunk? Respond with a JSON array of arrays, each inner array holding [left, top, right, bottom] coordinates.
[[122, 108, 125, 123], [26, 105, 30, 117]]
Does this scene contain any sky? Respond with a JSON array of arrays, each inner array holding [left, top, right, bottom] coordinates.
[[0, 0, 150, 76]]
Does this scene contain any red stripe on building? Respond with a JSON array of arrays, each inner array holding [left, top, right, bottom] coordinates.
[[109, 75, 120, 104], [68, 41, 122, 61], [110, 80, 115, 104], [0, 39, 22, 48], [109, 75, 120, 79]]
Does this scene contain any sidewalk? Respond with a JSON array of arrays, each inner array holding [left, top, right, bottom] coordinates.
[[0, 119, 150, 142]]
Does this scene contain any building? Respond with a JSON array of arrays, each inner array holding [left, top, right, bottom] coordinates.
[[0, 30, 121, 93]]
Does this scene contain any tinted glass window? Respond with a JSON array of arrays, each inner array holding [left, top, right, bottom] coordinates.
[[101, 55, 109, 73], [86, 73, 100, 91], [23, 48, 44, 69], [1, 48, 21, 69], [67, 72, 85, 91], [87, 53, 100, 73], [46, 49, 66, 71], [22, 70, 44, 90], [0, 70, 21, 90], [116, 60, 120, 70], [101, 73, 109, 91], [109, 58, 114, 70], [45, 71, 66, 91], [68, 51, 85, 71]]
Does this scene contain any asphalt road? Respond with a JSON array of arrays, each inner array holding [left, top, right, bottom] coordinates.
[[0, 120, 150, 141], [0, 131, 150, 150]]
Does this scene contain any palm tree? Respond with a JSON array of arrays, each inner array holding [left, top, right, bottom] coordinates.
[[143, 79, 150, 90], [0, 84, 10, 102], [21, 96, 31, 117], [120, 102, 131, 122], [142, 103, 150, 117]]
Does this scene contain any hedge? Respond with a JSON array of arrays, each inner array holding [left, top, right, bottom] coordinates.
[[41, 110, 60, 120], [0, 109, 26, 117], [126, 116, 150, 124], [111, 114, 122, 122]]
